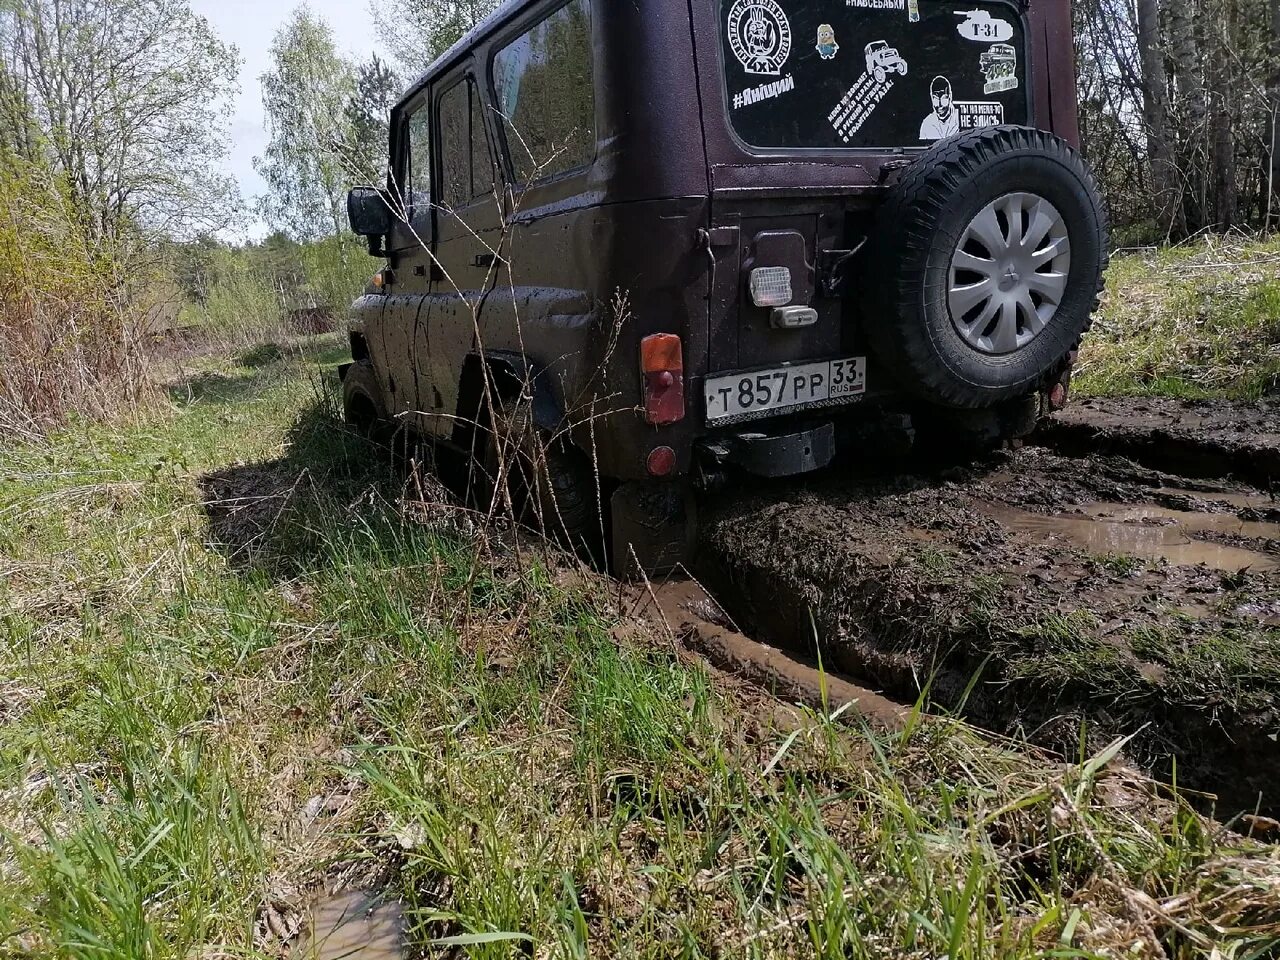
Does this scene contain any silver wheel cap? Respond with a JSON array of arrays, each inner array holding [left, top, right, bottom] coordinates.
[[948, 192, 1071, 356]]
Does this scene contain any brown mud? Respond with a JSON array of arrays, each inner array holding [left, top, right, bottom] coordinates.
[[293, 890, 406, 960], [698, 416, 1280, 816], [647, 580, 911, 730], [1037, 396, 1280, 489]]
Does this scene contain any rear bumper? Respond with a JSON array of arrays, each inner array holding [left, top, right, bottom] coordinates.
[[701, 422, 837, 479]]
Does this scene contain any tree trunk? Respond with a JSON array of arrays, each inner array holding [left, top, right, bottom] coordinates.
[[1269, 0, 1280, 228], [1169, 0, 1207, 230], [1210, 0, 1239, 229], [1136, 0, 1185, 237]]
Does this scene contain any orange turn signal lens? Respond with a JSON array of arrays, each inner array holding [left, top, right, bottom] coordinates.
[[641, 333, 683, 375], [640, 334, 685, 426]]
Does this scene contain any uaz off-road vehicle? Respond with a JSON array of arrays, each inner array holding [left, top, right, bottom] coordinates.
[[342, 0, 1106, 571]]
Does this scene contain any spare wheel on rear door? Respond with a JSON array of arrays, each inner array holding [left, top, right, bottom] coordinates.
[[862, 125, 1108, 410]]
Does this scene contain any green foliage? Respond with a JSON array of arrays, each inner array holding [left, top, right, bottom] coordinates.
[[255, 7, 357, 241], [369, 0, 501, 75], [1077, 236, 1280, 400], [346, 55, 401, 185]]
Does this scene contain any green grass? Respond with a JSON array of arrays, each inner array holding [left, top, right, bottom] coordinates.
[[1, 338, 1277, 958], [1078, 235, 1280, 399]]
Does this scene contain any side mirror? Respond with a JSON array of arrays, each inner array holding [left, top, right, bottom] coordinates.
[[347, 186, 392, 239]]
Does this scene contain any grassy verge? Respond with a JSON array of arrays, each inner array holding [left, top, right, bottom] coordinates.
[[1, 339, 1277, 958], [1077, 234, 1280, 399]]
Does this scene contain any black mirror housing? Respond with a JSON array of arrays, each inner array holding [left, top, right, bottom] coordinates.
[[347, 186, 392, 239]]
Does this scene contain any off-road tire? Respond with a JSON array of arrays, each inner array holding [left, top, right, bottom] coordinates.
[[483, 397, 602, 561], [342, 360, 390, 437], [863, 125, 1108, 410]]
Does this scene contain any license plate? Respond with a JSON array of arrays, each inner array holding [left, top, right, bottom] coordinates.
[[704, 357, 867, 424]]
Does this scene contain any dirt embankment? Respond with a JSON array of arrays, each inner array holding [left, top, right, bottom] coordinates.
[[699, 401, 1280, 815]]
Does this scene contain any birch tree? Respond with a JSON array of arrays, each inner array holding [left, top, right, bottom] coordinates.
[[369, 0, 499, 75], [254, 8, 356, 241]]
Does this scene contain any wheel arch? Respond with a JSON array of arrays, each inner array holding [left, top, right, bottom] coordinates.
[[452, 351, 566, 451]]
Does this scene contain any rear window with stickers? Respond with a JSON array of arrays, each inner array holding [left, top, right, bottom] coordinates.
[[721, 0, 1028, 149]]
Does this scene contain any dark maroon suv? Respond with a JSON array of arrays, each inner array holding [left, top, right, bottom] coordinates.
[[342, 0, 1107, 571]]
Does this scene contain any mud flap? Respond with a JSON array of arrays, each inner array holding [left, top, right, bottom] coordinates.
[[611, 481, 698, 579]]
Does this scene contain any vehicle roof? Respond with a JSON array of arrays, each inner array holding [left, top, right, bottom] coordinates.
[[398, 0, 533, 106]]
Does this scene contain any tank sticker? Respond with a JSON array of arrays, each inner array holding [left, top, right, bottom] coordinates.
[[980, 43, 1019, 94], [955, 9, 1015, 43], [727, 0, 793, 76], [815, 23, 840, 60], [733, 73, 796, 110], [828, 40, 909, 142]]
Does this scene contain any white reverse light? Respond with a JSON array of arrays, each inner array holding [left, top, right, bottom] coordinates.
[[749, 266, 793, 308]]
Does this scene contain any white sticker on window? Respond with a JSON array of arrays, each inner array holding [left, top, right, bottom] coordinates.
[[920, 76, 960, 140], [920, 77, 1005, 141], [844, 0, 920, 20], [956, 9, 1015, 43], [828, 41, 909, 142], [728, 0, 793, 76], [733, 74, 796, 110], [980, 43, 1019, 94]]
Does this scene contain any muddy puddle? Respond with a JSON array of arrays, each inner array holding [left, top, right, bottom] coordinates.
[[293, 891, 406, 960], [699, 441, 1280, 815], [979, 501, 1280, 573]]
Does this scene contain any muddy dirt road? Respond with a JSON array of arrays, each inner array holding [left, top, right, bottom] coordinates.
[[699, 397, 1280, 815]]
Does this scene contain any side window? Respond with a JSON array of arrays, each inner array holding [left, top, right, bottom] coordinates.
[[406, 105, 432, 212], [438, 82, 471, 209], [491, 0, 595, 184], [470, 83, 495, 200]]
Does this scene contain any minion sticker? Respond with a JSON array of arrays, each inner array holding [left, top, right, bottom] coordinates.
[[816, 24, 839, 60]]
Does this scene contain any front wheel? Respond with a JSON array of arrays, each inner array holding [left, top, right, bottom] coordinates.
[[342, 361, 389, 437]]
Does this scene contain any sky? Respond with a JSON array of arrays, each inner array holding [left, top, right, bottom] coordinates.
[[191, 0, 382, 239]]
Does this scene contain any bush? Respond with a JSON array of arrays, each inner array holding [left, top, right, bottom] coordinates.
[[0, 154, 152, 440]]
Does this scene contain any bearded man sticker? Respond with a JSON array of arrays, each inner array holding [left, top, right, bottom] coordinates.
[[920, 76, 960, 140]]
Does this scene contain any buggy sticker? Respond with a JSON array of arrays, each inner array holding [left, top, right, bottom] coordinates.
[[980, 43, 1018, 93], [956, 9, 1015, 43], [864, 39, 908, 84], [829, 41, 909, 142], [920, 77, 1005, 140], [733, 73, 796, 109], [727, 0, 793, 76], [816, 24, 840, 60]]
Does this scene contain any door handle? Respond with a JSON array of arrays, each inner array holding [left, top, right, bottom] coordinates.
[[473, 252, 500, 268]]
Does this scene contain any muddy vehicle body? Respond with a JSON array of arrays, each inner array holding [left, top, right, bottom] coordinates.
[[342, 0, 1105, 571]]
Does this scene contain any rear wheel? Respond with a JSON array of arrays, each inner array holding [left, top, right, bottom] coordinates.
[[481, 395, 602, 561]]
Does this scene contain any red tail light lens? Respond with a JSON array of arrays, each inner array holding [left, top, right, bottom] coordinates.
[[640, 334, 685, 426]]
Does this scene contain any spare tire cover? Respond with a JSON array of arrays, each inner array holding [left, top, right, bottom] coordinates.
[[862, 124, 1108, 410]]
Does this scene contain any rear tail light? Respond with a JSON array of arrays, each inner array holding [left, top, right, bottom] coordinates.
[[749, 266, 793, 307], [640, 334, 685, 426]]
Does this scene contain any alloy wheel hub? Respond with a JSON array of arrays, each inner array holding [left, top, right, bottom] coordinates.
[[948, 192, 1072, 356]]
